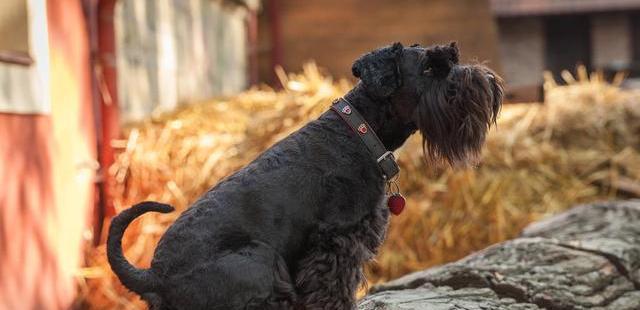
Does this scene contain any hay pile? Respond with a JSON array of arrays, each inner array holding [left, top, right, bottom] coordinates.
[[77, 64, 640, 309]]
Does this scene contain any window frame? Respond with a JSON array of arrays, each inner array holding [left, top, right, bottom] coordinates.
[[0, 50, 33, 66], [0, 0, 50, 114]]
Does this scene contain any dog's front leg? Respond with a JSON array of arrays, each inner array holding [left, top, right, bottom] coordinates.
[[294, 231, 369, 310]]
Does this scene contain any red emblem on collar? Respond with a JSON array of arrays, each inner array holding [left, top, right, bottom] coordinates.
[[341, 105, 352, 115], [358, 124, 368, 134]]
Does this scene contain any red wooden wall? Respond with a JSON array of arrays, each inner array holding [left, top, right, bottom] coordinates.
[[0, 1, 97, 309]]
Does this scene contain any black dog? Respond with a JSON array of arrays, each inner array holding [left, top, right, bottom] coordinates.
[[107, 42, 503, 309]]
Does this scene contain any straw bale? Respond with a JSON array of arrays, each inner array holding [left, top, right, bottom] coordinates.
[[77, 64, 640, 309]]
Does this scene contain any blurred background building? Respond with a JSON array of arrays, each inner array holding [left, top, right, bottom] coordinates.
[[492, 0, 640, 101], [1, 0, 639, 309], [255, 0, 502, 85], [0, 1, 94, 309], [115, 0, 257, 123]]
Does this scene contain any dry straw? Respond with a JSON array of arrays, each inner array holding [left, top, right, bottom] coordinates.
[[76, 64, 640, 309]]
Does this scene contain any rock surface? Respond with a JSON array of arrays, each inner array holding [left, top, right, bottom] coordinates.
[[359, 200, 640, 309]]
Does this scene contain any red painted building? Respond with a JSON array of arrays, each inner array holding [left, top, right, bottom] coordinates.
[[0, 1, 255, 308], [0, 1, 114, 308]]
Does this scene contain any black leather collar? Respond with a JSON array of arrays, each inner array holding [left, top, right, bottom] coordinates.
[[331, 98, 400, 180]]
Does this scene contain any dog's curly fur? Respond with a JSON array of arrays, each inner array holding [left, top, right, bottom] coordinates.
[[107, 42, 504, 309]]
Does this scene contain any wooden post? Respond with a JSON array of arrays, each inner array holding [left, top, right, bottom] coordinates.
[[96, 0, 120, 241]]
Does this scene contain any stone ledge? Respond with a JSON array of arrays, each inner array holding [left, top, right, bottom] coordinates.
[[360, 200, 640, 310]]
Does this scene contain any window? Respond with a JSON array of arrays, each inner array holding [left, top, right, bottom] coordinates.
[[544, 15, 592, 83], [0, 0, 50, 114], [631, 12, 640, 77], [0, 0, 33, 65]]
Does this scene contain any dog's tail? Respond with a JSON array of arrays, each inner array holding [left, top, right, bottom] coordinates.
[[107, 201, 174, 295]]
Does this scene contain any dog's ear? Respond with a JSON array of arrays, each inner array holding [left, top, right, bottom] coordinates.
[[425, 42, 460, 78], [352, 42, 403, 98]]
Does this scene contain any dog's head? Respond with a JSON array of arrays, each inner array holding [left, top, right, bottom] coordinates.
[[352, 42, 504, 166]]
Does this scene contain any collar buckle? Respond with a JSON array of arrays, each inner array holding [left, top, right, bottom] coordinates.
[[377, 151, 394, 164]]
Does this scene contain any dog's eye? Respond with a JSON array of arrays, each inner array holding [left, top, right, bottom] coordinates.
[[422, 68, 432, 75]]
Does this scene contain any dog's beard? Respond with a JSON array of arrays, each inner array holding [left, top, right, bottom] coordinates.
[[416, 64, 504, 167]]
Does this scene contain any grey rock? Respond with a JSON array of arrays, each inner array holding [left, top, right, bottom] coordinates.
[[359, 285, 540, 310], [360, 200, 640, 310]]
